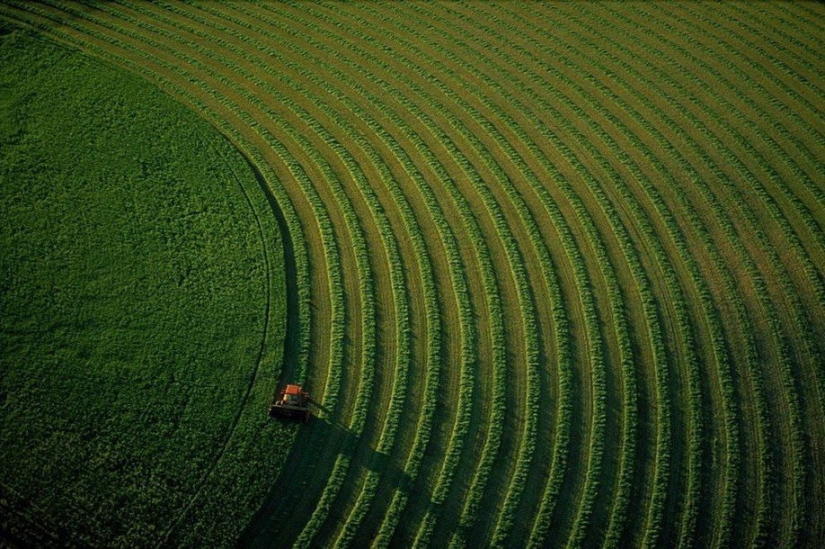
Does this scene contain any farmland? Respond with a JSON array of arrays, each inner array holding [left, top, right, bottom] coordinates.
[[1, 2, 823, 548], [0, 24, 289, 548]]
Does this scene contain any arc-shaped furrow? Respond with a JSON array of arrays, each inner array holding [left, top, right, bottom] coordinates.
[[416, 5, 672, 548], [738, 2, 825, 65], [192, 15, 408, 544], [603, 6, 817, 545], [350, 7, 600, 544], [400, 10, 632, 544], [540, 5, 812, 548], [251, 50, 416, 549], [199, 3, 486, 544], [253, 5, 528, 548], [450, 5, 792, 548], [302, 7, 580, 540], [87, 4, 416, 543], [635, 0, 825, 420], [512, 3, 808, 544], [548, 4, 812, 544], [14, 2, 376, 546], [679, 177, 808, 547], [312, 4, 556, 543], [521, 7, 766, 545], [304, 3, 560, 540], [466, 12, 694, 545], [772, 2, 825, 49], [337, 59, 509, 549], [382, 6, 621, 542], [633, 3, 825, 309], [341, 6, 624, 547], [580, 5, 812, 544], [471, 9, 721, 547], [259, 96, 381, 549], [241, 4, 492, 544], [422, 6, 692, 544], [490, 4, 752, 544], [312, 7, 584, 544]]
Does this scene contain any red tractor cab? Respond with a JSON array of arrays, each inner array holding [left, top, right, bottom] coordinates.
[[269, 384, 311, 422]]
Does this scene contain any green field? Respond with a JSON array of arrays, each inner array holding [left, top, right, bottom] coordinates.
[[0, 1, 823, 548], [0, 25, 290, 548]]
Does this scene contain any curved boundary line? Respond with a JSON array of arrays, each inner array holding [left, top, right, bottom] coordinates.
[[156, 129, 279, 548]]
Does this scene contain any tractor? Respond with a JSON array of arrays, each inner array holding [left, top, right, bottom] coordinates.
[[269, 384, 311, 422]]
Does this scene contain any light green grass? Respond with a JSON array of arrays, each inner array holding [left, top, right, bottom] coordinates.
[[0, 26, 290, 548]]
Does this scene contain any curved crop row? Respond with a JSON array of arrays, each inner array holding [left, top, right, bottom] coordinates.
[[555, 5, 788, 543], [415, 6, 682, 546], [492, 3, 808, 544], [248, 8, 490, 544], [298, 9, 592, 548], [644, 3, 825, 328], [243, 7, 522, 548], [355, 6, 629, 547], [572, 3, 804, 544], [309, 6, 557, 546], [52, 0, 373, 431], [388, 3, 688, 544], [82, 5, 439, 546], [473, 7, 725, 546], [633, 0, 825, 459], [607, 6, 812, 544]]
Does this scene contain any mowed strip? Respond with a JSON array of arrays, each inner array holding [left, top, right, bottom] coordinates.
[[475, 5, 722, 546], [312, 5, 542, 546], [243, 5, 502, 548], [644, 10, 825, 538], [362, 5, 608, 546], [613, 5, 816, 544], [428, 6, 668, 535], [558, 5, 780, 544]]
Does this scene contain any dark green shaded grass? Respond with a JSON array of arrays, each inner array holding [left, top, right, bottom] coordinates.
[[0, 26, 290, 548]]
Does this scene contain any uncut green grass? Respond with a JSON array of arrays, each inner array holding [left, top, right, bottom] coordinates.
[[0, 27, 290, 548]]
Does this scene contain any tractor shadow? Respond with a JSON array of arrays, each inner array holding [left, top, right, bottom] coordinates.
[[239, 399, 415, 547], [305, 399, 413, 491]]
